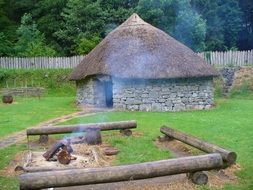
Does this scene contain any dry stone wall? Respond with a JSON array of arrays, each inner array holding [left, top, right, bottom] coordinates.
[[76, 78, 95, 105], [112, 78, 214, 112]]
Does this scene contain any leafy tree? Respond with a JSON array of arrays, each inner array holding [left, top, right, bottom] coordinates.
[[136, 0, 206, 51], [55, 0, 105, 55], [32, 0, 67, 54], [14, 13, 56, 57], [191, 0, 224, 51], [0, 32, 13, 56], [173, 0, 206, 51], [136, 0, 175, 34], [101, 0, 138, 35], [217, 0, 242, 50], [238, 0, 253, 50], [74, 34, 101, 54]]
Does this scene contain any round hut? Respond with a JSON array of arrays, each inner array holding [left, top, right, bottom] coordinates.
[[70, 13, 219, 112]]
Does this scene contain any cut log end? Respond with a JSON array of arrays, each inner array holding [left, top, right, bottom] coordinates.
[[57, 148, 72, 165], [39, 135, 49, 144], [120, 129, 132, 136], [158, 135, 173, 142], [188, 171, 208, 185], [85, 127, 102, 145], [226, 152, 237, 165]]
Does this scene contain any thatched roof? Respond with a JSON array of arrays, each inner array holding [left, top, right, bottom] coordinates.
[[70, 13, 218, 80]]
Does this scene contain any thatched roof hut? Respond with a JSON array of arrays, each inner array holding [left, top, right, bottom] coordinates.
[[70, 13, 218, 81], [71, 13, 218, 112]]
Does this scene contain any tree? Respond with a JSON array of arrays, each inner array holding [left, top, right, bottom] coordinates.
[[191, 0, 224, 51], [136, 0, 206, 51], [0, 32, 13, 56], [136, 0, 175, 34], [217, 0, 242, 50], [173, 0, 207, 51], [100, 0, 138, 35], [32, 0, 67, 54], [238, 0, 253, 50], [55, 0, 105, 55], [14, 13, 56, 57], [74, 34, 101, 54]]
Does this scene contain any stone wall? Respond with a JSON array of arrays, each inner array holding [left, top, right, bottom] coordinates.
[[112, 78, 214, 112], [76, 78, 95, 105], [0, 87, 45, 97], [76, 77, 108, 107]]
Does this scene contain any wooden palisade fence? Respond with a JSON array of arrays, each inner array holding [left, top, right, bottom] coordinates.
[[197, 50, 253, 67], [0, 50, 253, 69], [0, 56, 84, 69]]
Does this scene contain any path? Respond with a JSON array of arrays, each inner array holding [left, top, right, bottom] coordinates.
[[0, 108, 108, 149]]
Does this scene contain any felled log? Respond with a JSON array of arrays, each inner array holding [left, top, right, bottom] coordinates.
[[19, 153, 223, 190], [160, 126, 237, 165], [15, 166, 80, 173], [26, 120, 137, 136], [188, 171, 208, 185], [42, 141, 65, 161]]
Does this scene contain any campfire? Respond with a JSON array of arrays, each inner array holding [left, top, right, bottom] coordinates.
[[42, 127, 102, 165], [17, 121, 136, 173]]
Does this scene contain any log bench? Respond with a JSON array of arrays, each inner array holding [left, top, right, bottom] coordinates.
[[27, 120, 137, 143], [19, 153, 223, 190], [160, 126, 237, 166]]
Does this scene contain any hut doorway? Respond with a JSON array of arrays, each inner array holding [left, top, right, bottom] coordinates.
[[94, 77, 113, 108], [104, 81, 113, 107]]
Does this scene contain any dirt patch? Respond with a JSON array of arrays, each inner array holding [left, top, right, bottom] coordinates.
[[0, 150, 27, 177], [155, 139, 240, 189], [120, 181, 196, 190], [232, 67, 253, 90]]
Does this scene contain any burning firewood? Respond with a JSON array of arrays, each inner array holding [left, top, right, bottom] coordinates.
[[43, 141, 65, 161], [43, 140, 74, 161], [57, 146, 72, 165]]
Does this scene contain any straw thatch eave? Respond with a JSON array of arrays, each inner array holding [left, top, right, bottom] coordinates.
[[70, 13, 219, 81]]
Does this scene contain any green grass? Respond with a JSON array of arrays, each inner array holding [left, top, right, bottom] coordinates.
[[59, 97, 253, 190], [0, 69, 76, 96], [0, 144, 26, 190], [0, 97, 78, 137], [1, 96, 253, 189]]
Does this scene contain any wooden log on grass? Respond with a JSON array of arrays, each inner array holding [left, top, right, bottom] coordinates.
[[26, 120, 137, 136], [160, 126, 237, 165], [19, 153, 223, 190]]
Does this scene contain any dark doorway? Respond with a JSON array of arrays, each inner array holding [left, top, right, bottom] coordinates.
[[104, 81, 113, 107], [94, 77, 113, 108]]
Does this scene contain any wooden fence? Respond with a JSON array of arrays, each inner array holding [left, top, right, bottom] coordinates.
[[0, 56, 84, 69], [0, 50, 253, 69], [197, 50, 253, 67]]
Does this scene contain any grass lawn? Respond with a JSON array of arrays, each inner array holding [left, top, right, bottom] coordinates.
[[0, 97, 78, 137], [58, 98, 253, 190], [1, 97, 253, 189]]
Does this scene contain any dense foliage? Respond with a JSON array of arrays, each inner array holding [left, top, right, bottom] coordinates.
[[0, 0, 252, 56]]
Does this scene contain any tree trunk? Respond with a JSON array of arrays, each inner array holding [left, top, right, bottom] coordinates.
[[27, 120, 137, 136], [160, 126, 237, 165], [19, 153, 223, 190]]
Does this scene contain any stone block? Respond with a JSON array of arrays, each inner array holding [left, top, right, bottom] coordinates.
[[140, 104, 152, 111]]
